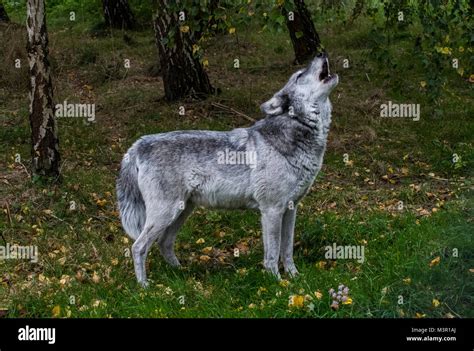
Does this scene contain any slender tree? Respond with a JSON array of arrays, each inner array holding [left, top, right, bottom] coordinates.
[[0, 1, 9, 22], [27, 0, 60, 178], [102, 0, 135, 30], [285, 0, 322, 64], [153, 0, 214, 101]]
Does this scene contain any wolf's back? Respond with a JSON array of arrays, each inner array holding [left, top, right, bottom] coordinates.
[[116, 146, 146, 240]]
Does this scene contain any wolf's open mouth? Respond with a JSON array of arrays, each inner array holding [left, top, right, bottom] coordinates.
[[319, 59, 334, 83]]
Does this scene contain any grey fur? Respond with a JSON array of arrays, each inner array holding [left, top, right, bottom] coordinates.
[[117, 54, 339, 286]]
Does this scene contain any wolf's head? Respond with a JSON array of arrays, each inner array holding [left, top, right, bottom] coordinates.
[[261, 53, 339, 117]]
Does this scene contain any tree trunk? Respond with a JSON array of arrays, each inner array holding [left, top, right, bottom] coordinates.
[[102, 0, 135, 30], [0, 2, 9, 22], [285, 0, 322, 64], [27, 0, 60, 179], [153, 0, 215, 101]]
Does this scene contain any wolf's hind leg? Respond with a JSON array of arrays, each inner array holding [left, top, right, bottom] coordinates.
[[280, 207, 298, 277], [157, 202, 194, 267], [132, 202, 183, 287]]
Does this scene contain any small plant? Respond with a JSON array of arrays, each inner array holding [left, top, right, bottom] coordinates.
[[328, 284, 352, 310]]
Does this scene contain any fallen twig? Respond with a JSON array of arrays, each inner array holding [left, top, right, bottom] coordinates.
[[211, 102, 256, 123], [4, 201, 12, 227]]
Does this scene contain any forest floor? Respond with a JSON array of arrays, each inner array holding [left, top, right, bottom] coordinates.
[[0, 15, 472, 317]]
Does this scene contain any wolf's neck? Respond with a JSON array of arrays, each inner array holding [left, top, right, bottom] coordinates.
[[290, 99, 332, 152], [253, 99, 332, 162], [296, 99, 332, 139]]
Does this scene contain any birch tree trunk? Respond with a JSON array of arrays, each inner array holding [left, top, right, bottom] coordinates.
[[286, 0, 322, 64], [27, 0, 60, 179], [153, 0, 215, 101]]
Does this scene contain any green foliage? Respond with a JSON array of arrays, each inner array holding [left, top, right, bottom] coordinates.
[[415, 0, 472, 106], [366, 0, 473, 110]]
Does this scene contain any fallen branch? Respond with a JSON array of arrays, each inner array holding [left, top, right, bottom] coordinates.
[[4, 201, 12, 227], [211, 102, 256, 123], [18, 161, 31, 179]]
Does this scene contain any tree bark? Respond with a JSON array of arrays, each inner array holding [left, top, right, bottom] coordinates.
[[285, 0, 322, 64], [153, 0, 215, 101], [102, 0, 135, 30], [27, 0, 60, 179], [0, 2, 9, 22]]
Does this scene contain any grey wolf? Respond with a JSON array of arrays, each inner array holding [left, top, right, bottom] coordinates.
[[117, 53, 339, 287]]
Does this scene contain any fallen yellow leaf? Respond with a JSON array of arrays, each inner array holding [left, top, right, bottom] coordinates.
[[432, 299, 440, 307], [429, 256, 441, 267], [199, 255, 211, 262], [92, 271, 100, 283], [342, 297, 353, 305], [315, 261, 326, 269], [52, 305, 61, 318], [96, 199, 107, 207], [202, 246, 213, 254], [59, 275, 70, 286], [288, 295, 305, 308]]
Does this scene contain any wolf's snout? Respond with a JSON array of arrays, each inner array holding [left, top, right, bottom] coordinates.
[[319, 60, 329, 81]]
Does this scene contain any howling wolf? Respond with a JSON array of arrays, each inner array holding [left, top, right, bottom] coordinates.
[[117, 53, 339, 286]]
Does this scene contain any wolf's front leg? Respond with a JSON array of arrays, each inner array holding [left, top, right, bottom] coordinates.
[[260, 208, 284, 279], [280, 207, 298, 277]]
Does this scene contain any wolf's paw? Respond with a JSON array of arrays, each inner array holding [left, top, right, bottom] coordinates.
[[164, 256, 181, 267], [284, 263, 299, 278], [138, 279, 150, 288], [264, 264, 282, 280]]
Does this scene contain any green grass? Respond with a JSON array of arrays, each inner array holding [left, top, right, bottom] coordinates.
[[0, 11, 472, 318]]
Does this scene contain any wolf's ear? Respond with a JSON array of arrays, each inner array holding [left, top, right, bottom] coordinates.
[[260, 93, 289, 116]]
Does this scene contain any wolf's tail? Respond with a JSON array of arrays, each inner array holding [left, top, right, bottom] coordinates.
[[116, 147, 146, 240]]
